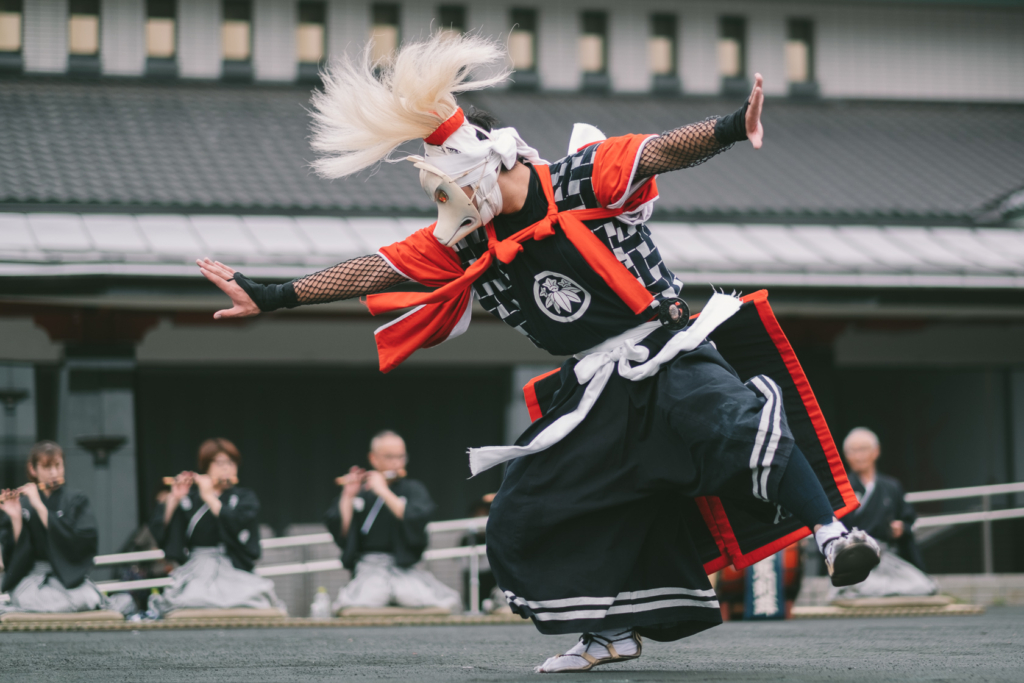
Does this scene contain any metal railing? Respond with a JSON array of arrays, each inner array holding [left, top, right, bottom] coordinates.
[[84, 482, 1024, 606], [908, 481, 1024, 575], [91, 517, 491, 612]]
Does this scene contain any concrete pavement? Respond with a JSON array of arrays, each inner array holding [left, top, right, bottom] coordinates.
[[1, 607, 1021, 682]]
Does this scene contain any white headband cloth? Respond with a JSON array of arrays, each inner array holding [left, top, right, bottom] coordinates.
[[420, 108, 548, 225]]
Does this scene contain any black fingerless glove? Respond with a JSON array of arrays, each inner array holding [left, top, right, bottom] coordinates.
[[232, 273, 299, 312], [713, 100, 750, 145]]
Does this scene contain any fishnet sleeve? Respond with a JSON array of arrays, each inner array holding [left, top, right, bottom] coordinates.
[[636, 117, 731, 179], [292, 254, 409, 305]]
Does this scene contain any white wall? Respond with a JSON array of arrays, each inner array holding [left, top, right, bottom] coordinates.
[[326, 0, 369, 61], [16, 0, 1024, 101], [609, 7, 649, 93], [22, 0, 68, 73], [537, 4, 578, 91], [178, 0, 222, 79], [815, 3, 1024, 101], [100, 0, 145, 76], [253, 0, 297, 81]]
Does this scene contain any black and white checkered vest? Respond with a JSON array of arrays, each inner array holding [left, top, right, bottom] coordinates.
[[451, 146, 683, 355]]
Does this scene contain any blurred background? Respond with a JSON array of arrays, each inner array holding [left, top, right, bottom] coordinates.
[[0, 0, 1022, 584]]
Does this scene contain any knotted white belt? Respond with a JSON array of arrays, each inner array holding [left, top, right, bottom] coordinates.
[[468, 293, 742, 475]]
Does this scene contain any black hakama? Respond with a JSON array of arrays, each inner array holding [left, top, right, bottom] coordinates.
[[487, 293, 858, 641]]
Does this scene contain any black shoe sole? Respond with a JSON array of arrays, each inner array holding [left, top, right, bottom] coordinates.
[[830, 543, 881, 587]]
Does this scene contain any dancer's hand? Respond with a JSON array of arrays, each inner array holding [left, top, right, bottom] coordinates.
[[196, 258, 261, 320], [746, 73, 764, 149]]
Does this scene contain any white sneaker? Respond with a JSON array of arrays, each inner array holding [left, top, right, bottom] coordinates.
[[825, 527, 881, 587], [535, 629, 642, 673]]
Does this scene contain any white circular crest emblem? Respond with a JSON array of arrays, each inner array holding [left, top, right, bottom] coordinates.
[[533, 271, 591, 323]]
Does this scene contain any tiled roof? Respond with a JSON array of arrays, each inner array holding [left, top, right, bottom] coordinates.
[[2, 212, 1022, 289], [1, 80, 1023, 223]]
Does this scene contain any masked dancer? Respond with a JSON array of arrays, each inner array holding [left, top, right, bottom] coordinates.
[[197, 34, 879, 672]]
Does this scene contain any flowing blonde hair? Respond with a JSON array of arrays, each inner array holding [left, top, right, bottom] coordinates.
[[309, 32, 510, 179]]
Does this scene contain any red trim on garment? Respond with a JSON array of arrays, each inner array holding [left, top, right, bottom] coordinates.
[[424, 108, 465, 146], [700, 290, 859, 572], [523, 368, 561, 423], [696, 496, 732, 574], [747, 289, 859, 519], [534, 167, 655, 315]]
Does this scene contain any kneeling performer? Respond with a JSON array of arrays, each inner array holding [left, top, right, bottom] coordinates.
[[326, 430, 461, 614], [0, 441, 133, 617], [197, 34, 880, 671], [148, 438, 281, 617]]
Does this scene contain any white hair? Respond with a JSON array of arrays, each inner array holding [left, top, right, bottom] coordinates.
[[843, 426, 880, 450], [370, 429, 404, 454], [309, 32, 511, 179]]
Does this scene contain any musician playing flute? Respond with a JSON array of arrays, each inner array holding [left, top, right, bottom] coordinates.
[[198, 33, 880, 672], [325, 430, 461, 613], [147, 437, 281, 617], [0, 441, 134, 616]]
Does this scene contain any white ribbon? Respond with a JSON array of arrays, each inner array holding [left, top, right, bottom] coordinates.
[[424, 123, 546, 225], [467, 293, 743, 476]]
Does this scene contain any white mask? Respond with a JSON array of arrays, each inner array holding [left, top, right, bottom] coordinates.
[[413, 159, 483, 247], [417, 117, 547, 247]]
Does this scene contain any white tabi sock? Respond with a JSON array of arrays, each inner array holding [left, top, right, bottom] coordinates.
[[814, 519, 849, 556], [535, 628, 639, 673]]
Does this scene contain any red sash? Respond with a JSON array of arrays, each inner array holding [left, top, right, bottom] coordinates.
[[366, 165, 655, 373]]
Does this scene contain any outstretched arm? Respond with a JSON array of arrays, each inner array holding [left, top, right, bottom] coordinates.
[[197, 254, 409, 319], [636, 74, 764, 179]]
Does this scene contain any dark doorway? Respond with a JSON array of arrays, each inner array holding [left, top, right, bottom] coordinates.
[[135, 365, 510, 533]]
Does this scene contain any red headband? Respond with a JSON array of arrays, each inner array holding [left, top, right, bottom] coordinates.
[[424, 108, 465, 146]]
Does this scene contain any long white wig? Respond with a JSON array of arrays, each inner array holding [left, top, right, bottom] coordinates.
[[310, 32, 511, 179]]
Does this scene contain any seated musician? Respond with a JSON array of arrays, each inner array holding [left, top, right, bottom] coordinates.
[[0, 441, 133, 616], [148, 438, 281, 617], [326, 430, 461, 613], [830, 427, 937, 599]]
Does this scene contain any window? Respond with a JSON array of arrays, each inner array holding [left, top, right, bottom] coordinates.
[[509, 8, 538, 90], [146, 0, 176, 76], [297, 1, 326, 65], [222, 0, 251, 62], [69, 0, 100, 56], [579, 11, 606, 74], [718, 16, 746, 95], [509, 9, 536, 72], [0, 0, 22, 54], [438, 5, 465, 37], [649, 14, 675, 76], [649, 13, 678, 93], [369, 3, 399, 64], [786, 18, 816, 95]]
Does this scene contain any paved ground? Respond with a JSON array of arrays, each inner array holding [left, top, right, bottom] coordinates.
[[2, 607, 1022, 683]]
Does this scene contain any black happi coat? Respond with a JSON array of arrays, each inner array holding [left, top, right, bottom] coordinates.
[[0, 486, 98, 592], [325, 478, 435, 570], [845, 471, 925, 569], [150, 486, 262, 571]]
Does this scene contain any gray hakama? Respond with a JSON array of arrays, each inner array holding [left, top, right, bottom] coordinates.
[[149, 485, 282, 617], [325, 478, 461, 612], [0, 560, 134, 615], [829, 545, 938, 601], [0, 486, 135, 617], [148, 546, 281, 616], [333, 552, 462, 612]]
